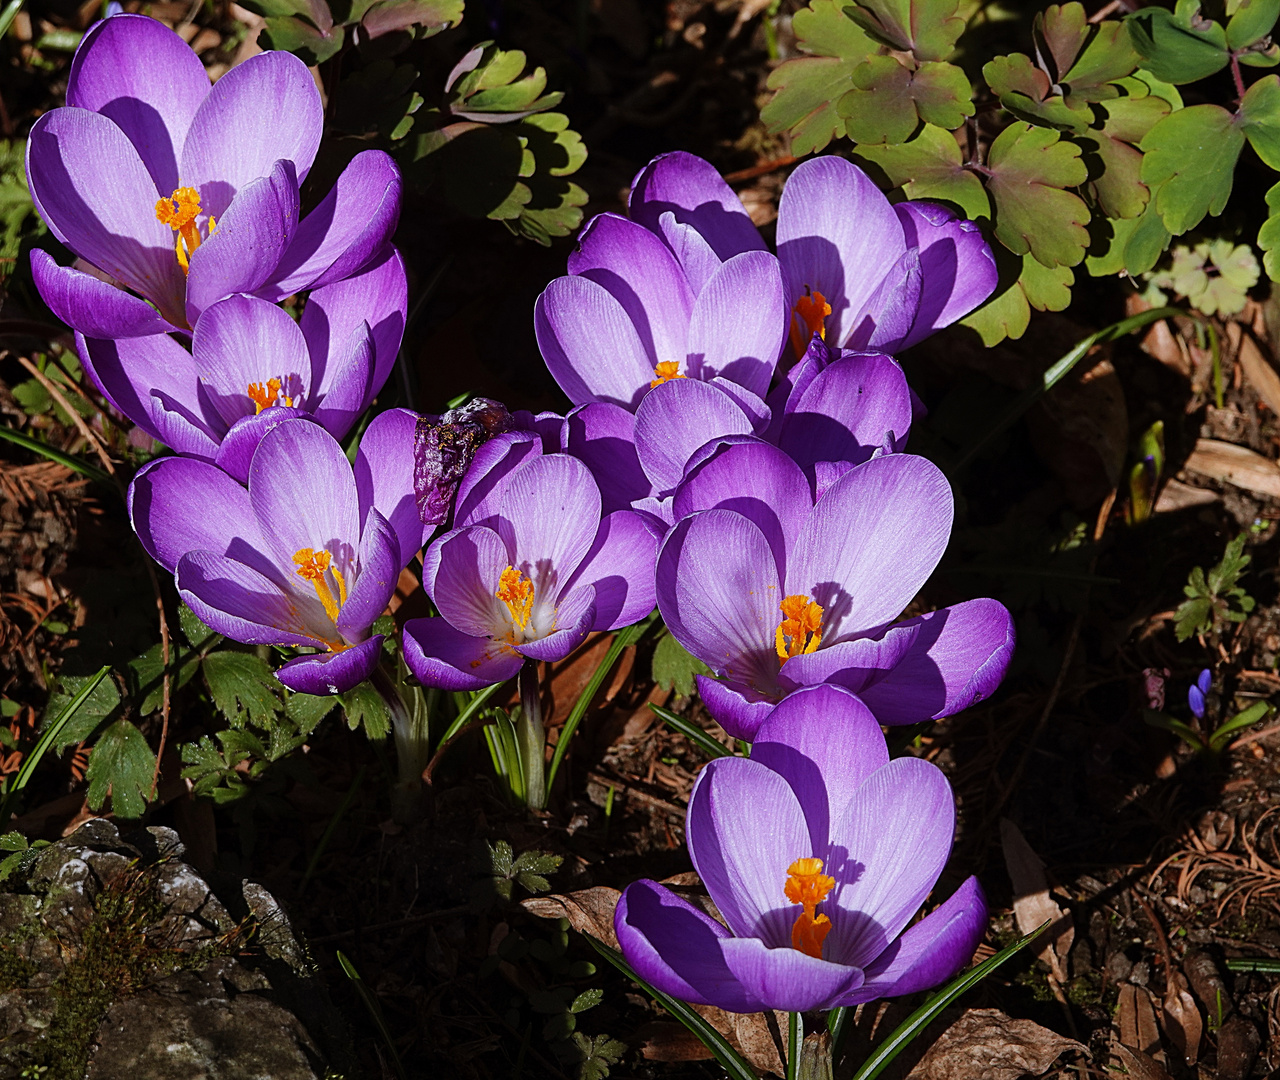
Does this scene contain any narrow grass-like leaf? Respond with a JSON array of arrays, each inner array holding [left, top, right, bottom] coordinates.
[[649, 703, 732, 759], [0, 426, 112, 484], [0, 0, 26, 39], [1210, 701, 1272, 751], [437, 681, 502, 748], [1226, 957, 1280, 973], [337, 950, 408, 1080]]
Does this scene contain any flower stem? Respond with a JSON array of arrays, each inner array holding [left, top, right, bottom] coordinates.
[[787, 1012, 802, 1080], [516, 662, 546, 811], [371, 662, 431, 823]]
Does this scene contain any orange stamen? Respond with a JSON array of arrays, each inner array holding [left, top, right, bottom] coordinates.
[[247, 377, 294, 414], [497, 566, 534, 633], [293, 547, 346, 625], [650, 360, 685, 389], [785, 857, 835, 959], [775, 594, 823, 662], [155, 186, 212, 273], [788, 288, 832, 357]]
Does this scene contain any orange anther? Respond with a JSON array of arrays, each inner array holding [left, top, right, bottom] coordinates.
[[293, 547, 345, 624], [497, 566, 534, 632], [247, 377, 293, 414], [788, 288, 832, 357], [775, 594, 823, 662], [785, 857, 835, 959], [155, 186, 206, 274], [650, 361, 685, 389]]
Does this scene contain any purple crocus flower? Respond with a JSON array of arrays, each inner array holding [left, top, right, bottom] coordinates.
[[616, 684, 987, 1013], [27, 14, 400, 337], [128, 413, 428, 694], [656, 441, 1014, 739], [76, 248, 406, 481], [402, 432, 660, 691], [1188, 668, 1212, 720], [629, 151, 997, 357]]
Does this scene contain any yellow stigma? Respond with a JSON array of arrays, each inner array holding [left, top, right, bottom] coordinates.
[[247, 378, 294, 414], [775, 594, 823, 662], [155, 186, 215, 274], [785, 857, 835, 959], [650, 360, 685, 389], [293, 547, 347, 625], [789, 288, 831, 357], [496, 566, 534, 633]]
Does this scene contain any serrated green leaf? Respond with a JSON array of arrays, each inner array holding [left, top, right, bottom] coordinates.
[[1227, 0, 1280, 49], [1240, 73, 1280, 169], [1020, 255, 1074, 311], [1127, 5, 1230, 84], [844, 0, 965, 61], [1140, 104, 1242, 235], [338, 680, 390, 740], [650, 632, 710, 697], [285, 690, 337, 737], [983, 53, 1090, 130], [1258, 179, 1280, 279], [985, 122, 1090, 267], [179, 602, 221, 653], [840, 57, 972, 144], [568, 1032, 627, 1080], [258, 15, 344, 64], [11, 379, 50, 415], [85, 718, 153, 819], [47, 672, 122, 752], [128, 639, 199, 716], [202, 650, 283, 729], [855, 122, 989, 219]]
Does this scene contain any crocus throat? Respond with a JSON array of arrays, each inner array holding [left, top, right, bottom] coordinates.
[[247, 378, 294, 414], [788, 288, 831, 356], [293, 547, 348, 631], [785, 857, 834, 959], [155, 186, 215, 273], [496, 566, 534, 634], [650, 361, 685, 389], [775, 594, 823, 662]]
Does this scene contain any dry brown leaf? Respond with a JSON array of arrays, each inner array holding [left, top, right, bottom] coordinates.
[[903, 1008, 1084, 1080], [1183, 438, 1280, 500], [521, 887, 621, 948], [1118, 983, 1164, 1060], [1110, 1042, 1175, 1080], [1154, 477, 1220, 513], [1000, 819, 1073, 982], [636, 1021, 713, 1062], [1229, 323, 1280, 416], [1162, 969, 1202, 1066]]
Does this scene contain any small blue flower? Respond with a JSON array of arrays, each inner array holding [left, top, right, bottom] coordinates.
[[1188, 668, 1212, 719]]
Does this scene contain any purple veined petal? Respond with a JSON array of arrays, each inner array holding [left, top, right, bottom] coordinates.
[[673, 440, 813, 579], [535, 274, 658, 410], [562, 402, 653, 513], [300, 246, 407, 416], [192, 293, 311, 428], [563, 511, 659, 630], [495, 454, 602, 587], [354, 407, 428, 569], [334, 507, 400, 640], [519, 410, 567, 453], [453, 431, 543, 528], [309, 320, 375, 439], [261, 150, 401, 299], [276, 635, 384, 695], [515, 584, 596, 662], [695, 674, 777, 742], [686, 756, 809, 947], [33, 250, 169, 338], [128, 454, 271, 575], [147, 389, 223, 460], [214, 406, 312, 486], [66, 14, 209, 195], [26, 109, 186, 326], [634, 378, 756, 495], [656, 510, 783, 692], [824, 756, 955, 970], [247, 418, 360, 581], [844, 248, 922, 353], [719, 937, 864, 1013], [426, 526, 510, 638], [567, 212, 695, 372], [615, 879, 769, 1013], [75, 329, 206, 441], [629, 151, 766, 262], [750, 685, 889, 857], [656, 211, 722, 296], [776, 156, 907, 348], [176, 549, 329, 648], [776, 621, 922, 696], [894, 202, 998, 349], [788, 454, 953, 640], [632, 495, 674, 531], [854, 599, 1016, 725], [184, 159, 300, 323], [842, 876, 987, 1005], [401, 615, 525, 691], [684, 250, 786, 400], [705, 379, 771, 433], [778, 353, 913, 477], [179, 50, 322, 219]]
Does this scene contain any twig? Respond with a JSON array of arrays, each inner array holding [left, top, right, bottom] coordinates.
[[723, 155, 795, 183], [14, 354, 114, 477]]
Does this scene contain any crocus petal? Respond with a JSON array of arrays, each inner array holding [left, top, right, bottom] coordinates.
[[26, 109, 184, 324], [656, 510, 781, 691], [894, 202, 998, 349], [535, 274, 657, 409], [75, 329, 206, 441], [845, 248, 922, 353], [354, 407, 429, 568], [454, 432, 543, 528], [788, 455, 953, 640], [176, 550, 327, 648], [750, 685, 888, 856], [719, 937, 864, 1013], [635, 379, 756, 495], [147, 390, 223, 460], [686, 756, 809, 947], [33, 250, 168, 338], [656, 211, 722, 295], [66, 14, 209, 195], [629, 152, 766, 261], [496, 455, 602, 585], [179, 50, 322, 218], [564, 511, 659, 630], [776, 622, 922, 696], [695, 674, 777, 742], [309, 321, 374, 439], [335, 508, 400, 641], [214, 407, 311, 486], [684, 250, 785, 400], [562, 402, 652, 512], [776, 156, 906, 348], [825, 757, 955, 970], [184, 159, 299, 322], [515, 585, 596, 662], [402, 616, 524, 691], [426, 526, 510, 638], [843, 876, 987, 1005], [276, 636, 383, 695]]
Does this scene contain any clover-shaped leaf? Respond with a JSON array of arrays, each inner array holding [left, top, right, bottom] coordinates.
[[855, 122, 989, 219], [985, 122, 1090, 268], [984, 53, 1091, 130], [844, 0, 965, 62], [959, 252, 1075, 346], [1239, 73, 1280, 169], [1227, 0, 1280, 49], [1053, 8, 1138, 91], [259, 15, 344, 63], [360, 0, 462, 37], [1258, 180, 1280, 279], [839, 56, 973, 144], [1085, 193, 1171, 278], [1140, 103, 1243, 235], [1077, 95, 1168, 220], [960, 275, 1030, 345], [446, 42, 564, 122], [1126, 4, 1230, 84]]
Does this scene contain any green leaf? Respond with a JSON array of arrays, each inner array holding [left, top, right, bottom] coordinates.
[[85, 718, 153, 819], [46, 670, 121, 752], [1060, 14, 1140, 90], [258, 16, 344, 64], [651, 632, 710, 698], [1126, 5, 1230, 83], [844, 0, 965, 61], [566, 1033, 627, 1080], [1258, 179, 1280, 279], [650, 703, 732, 759], [762, 0, 876, 155], [179, 603, 221, 652], [1140, 104, 1243, 235], [839, 57, 972, 144], [1020, 255, 1074, 311], [285, 690, 336, 737], [855, 123, 990, 219], [985, 122, 1090, 268], [11, 379, 50, 415], [1240, 73, 1280, 169], [202, 649, 283, 729], [1210, 700, 1272, 749], [570, 988, 603, 1014], [127, 639, 199, 716], [1078, 129, 1148, 220], [983, 53, 1090, 130], [338, 680, 391, 740], [959, 276, 1031, 345], [1227, 0, 1280, 49], [360, 0, 462, 37]]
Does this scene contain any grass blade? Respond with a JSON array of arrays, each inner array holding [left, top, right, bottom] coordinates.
[[0, 0, 26, 39], [1226, 958, 1280, 973], [437, 681, 502, 749], [649, 703, 731, 759], [1210, 701, 1272, 750], [336, 949, 408, 1080], [0, 426, 112, 485]]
